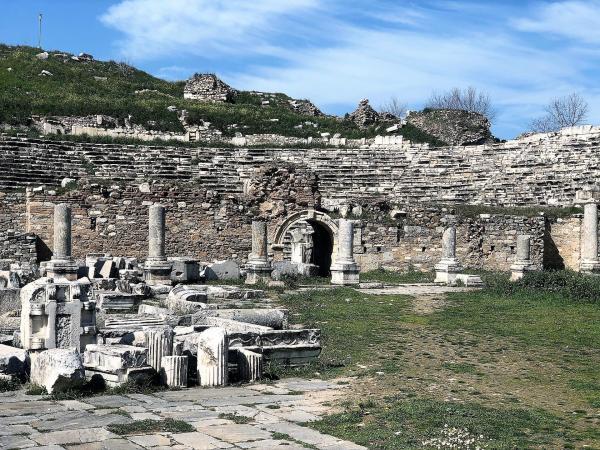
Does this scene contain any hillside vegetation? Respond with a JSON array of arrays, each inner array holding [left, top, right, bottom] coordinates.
[[0, 44, 443, 144]]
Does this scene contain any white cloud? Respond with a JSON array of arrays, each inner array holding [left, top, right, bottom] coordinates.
[[101, 0, 600, 137], [101, 0, 320, 60], [513, 1, 600, 44]]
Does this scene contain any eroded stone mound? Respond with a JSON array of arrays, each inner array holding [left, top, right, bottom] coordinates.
[[407, 108, 495, 146], [184, 73, 236, 103]]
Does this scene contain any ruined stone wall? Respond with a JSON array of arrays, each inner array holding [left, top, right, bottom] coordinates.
[[352, 207, 547, 272], [2, 126, 600, 207]]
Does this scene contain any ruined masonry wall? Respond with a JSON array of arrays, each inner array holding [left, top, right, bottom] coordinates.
[[1, 126, 600, 206]]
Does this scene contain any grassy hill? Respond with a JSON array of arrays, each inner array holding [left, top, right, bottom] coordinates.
[[0, 44, 444, 144]]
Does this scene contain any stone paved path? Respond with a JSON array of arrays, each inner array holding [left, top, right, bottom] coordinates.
[[0, 378, 366, 450]]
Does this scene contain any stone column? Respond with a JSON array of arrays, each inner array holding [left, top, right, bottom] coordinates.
[[434, 226, 462, 285], [330, 219, 360, 285], [160, 355, 188, 388], [237, 348, 263, 382], [245, 220, 272, 285], [510, 235, 534, 281], [196, 327, 228, 387], [47, 204, 78, 281], [144, 327, 174, 372], [144, 205, 173, 285], [576, 187, 600, 273]]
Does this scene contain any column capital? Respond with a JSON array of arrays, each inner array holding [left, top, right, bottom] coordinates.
[[575, 186, 600, 204]]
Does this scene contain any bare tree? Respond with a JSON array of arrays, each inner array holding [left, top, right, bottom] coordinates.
[[379, 97, 408, 119], [426, 86, 496, 123], [529, 93, 589, 133]]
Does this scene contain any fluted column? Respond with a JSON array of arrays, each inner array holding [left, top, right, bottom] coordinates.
[[245, 220, 272, 285], [161, 355, 188, 388], [434, 226, 462, 285], [144, 327, 173, 372], [196, 327, 228, 387], [237, 348, 263, 382], [331, 219, 360, 285]]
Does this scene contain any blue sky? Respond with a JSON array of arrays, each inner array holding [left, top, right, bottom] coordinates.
[[2, 0, 600, 139]]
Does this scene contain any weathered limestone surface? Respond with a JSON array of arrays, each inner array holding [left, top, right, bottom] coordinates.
[[144, 326, 174, 372], [30, 348, 85, 393], [434, 226, 462, 285], [196, 327, 228, 387], [160, 355, 188, 388], [236, 348, 263, 382], [331, 219, 360, 285], [83, 344, 152, 386], [0, 343, 29, 377]]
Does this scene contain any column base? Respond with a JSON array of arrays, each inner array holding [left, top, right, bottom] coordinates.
[[46, 259, 79, 282], [580, 259, 600, 274], [434, 259, 462, 285], [245, 261, 272, 285], [510, 261, 534, 281], [144, 260, 173, 286], [330, 261, 360, 285]]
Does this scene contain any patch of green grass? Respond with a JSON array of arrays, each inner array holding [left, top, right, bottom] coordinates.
[[265, 404, 281, 409], [107, 418, 194, 435], [218, 413, 253, 424], [361, 268, 435, 284], [0, 377, 21, 392], [271, 431, 318, 449], [442, 362, 479, 375], [311, 397, 568, 450], [1, 45, 443, 143]]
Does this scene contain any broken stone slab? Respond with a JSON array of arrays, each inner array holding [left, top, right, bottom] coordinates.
[[169, 258, 200, 283], [235, 348, 262, 382], [202, 260, 240, 280], [83, 344, 153, 387], [200, 317, 272, 334], [103, 314, 175, 331], [0, 343, 29, 378], [166, 284, 208, 314], [192, 308, 288, 330], [160, 355, 188, 388], [455, 274, 484, 287], [30, 348, 85, 394], [95, 291, 144, 312]]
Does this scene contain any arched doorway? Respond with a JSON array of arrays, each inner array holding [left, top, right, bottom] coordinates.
[[272, 210, 338, 277], [308, 220, 333, 276]]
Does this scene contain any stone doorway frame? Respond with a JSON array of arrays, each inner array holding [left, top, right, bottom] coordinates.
[[271, 210, 339, 264]]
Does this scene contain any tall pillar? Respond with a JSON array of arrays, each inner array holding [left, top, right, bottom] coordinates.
[[144, 205, 173, 285], [196, 327, 228, 387], [434, 226, 462, 285], [245, 220, 272, 285], [47, 204, 78, 281], [510, 235, 534, 281], [330, 219, 360, 285], [576, 187, 600, 273]]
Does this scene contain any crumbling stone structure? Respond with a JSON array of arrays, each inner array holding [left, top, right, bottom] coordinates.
[[184, 73, 236, 103]]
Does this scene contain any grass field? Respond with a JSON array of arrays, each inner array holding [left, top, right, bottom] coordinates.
[[277, 273, 600, 449]]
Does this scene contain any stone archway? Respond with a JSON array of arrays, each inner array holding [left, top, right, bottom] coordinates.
[[272, 210, 339, 276]]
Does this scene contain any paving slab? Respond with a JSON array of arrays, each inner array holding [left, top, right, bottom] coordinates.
[[0, 400, 60, 417], [199, 394, 303, 408], [237, 439, 307, 449], [260, 422, 342, 447], [82, 395, 138, 409], [66, 438, 144, 450], [30, 410, 130, 431], [127, 434, 172, 447], [0, 434, 37, 448], [172, 431, 234, 449], [199, 424, 271, 443], [33, 427, 118, 446]]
